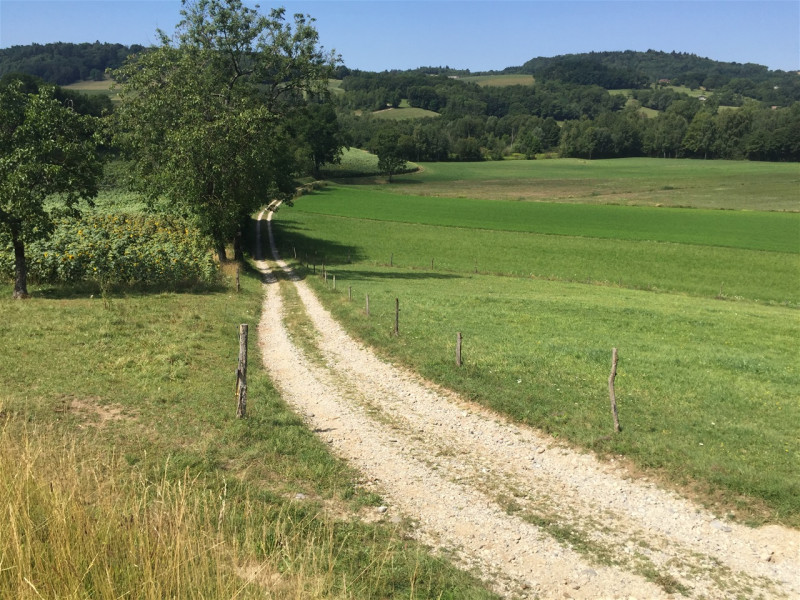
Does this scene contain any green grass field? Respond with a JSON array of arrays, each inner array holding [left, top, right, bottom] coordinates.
[[63, 77, 119, 99], [271, 164, 800, 526], [460, 74, 535, 87], [287, 185, 799, 254], [371, 106, 441, 120], [377, 158, 800, 211]]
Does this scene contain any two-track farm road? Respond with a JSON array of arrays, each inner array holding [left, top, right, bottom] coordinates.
[[254, 208, 799, 600]]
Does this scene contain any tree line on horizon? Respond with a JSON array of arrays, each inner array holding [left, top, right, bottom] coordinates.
[[336, 67, 799, 163]]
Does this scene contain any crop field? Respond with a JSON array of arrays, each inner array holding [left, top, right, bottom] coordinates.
[[372, 158, 800, 211], [271, 161, 800, 526], [460, 74, 535, 87], [63, 77, 118, 98], [371, 106, 441, 120]]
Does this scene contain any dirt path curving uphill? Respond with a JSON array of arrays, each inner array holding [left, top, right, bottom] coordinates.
[[254, 208, 799, 599]]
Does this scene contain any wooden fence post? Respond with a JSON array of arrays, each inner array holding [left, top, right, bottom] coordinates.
[[348, 286, 352, 301], [236, 266, 240, 293], [333, 275, 336, 290], [608, 347, 620, 433], [235, 324, 248, 418], [365, 294, 370, 316], [394, 298, 399, 336], [456, 332, 463, 367]]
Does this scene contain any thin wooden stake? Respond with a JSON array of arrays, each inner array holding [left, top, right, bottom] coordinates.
[[235, 324, 248, 418], [390, 253, 393, 267], [348, 286, 352, 301], [235, 266, 240, 293], [293, 246, 296, 259], [394, 297, 399, 336], [456, 332, 463, 367], [365, 294, 370, 316], [608, 347, 620, 433], [333, 275, 336, 290]]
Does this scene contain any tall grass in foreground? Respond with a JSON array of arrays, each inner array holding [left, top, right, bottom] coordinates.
[[0, 423, 258, 599]]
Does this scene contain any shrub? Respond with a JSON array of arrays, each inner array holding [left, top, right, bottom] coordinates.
[[2, 213, 217, 289]]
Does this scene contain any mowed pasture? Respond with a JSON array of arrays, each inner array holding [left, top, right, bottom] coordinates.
[[271, 161, 800, 526], [364, 158, 800, 211], [460, 74, 536, 87], [62, 77, 119, 99]]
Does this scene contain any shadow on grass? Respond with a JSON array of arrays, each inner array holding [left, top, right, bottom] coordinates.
[[252, 217, 366, 266], [304, 268, 462, 282], [24, 278, 230, 301]]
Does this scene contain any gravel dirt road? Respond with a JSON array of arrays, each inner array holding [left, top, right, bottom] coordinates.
[[255, 208, 799, 599]]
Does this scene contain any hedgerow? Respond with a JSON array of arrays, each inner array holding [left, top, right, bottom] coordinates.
[[2, 213, 217, 288]]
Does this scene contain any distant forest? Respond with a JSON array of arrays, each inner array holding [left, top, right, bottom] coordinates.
[[1, 43, 798, 162], [0, 42, 142, 85]]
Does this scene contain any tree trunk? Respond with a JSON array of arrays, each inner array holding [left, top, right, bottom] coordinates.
[[216, 242, 227, 262], [12, 229, 29, 299], [233, 227, 243, 261]]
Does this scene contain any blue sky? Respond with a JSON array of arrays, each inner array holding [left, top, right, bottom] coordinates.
[[1, 1, 798, 72]]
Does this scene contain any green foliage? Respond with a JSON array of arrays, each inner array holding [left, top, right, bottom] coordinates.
[[0, 81, 102, 297], [370, 129, 409, 181], [1, 213, 217, 289], [0, 41, 141, 86], [112, 0, 336, 257]]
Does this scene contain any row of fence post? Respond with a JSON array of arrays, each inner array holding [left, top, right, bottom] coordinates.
[[234, 247, 622, 433]]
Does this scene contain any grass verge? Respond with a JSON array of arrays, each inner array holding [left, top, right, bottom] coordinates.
[[0, 262, 497, 599], [287, 260, 799, 528]]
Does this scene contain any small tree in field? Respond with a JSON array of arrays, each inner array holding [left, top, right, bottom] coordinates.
[[0, 81, 102, 298], [371, 130, 407, 182], [112, 0, 336, 261]]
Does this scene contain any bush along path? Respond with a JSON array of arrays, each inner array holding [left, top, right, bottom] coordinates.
[[254, 207, 799, 600]]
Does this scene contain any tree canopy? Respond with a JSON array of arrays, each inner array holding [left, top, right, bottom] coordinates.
[[0, 81, 102, 298], [112, 0, 337, 259]]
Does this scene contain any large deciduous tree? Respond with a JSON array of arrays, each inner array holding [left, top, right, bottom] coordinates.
[[0, 81, 102, 298], [112, 0, 336, 260]]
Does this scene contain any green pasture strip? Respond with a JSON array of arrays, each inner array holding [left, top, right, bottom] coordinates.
[[293, 262, 800, 527], [371, 106, 441, 120], [461, 74, 535, 86], [384, 158, 800, 212], [272, 211, 798, 305], [0, 268, 495, 599], [293, 186, 800, 254]]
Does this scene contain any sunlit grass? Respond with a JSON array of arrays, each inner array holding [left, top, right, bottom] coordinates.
[[0, 262, 497, 599], [296, 262, 800, 526]]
